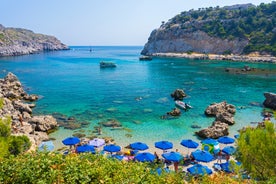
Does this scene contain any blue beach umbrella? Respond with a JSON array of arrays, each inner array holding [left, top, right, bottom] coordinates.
[[76, 144, 95, 153], [187, 164, 213, 175], [130, 142, 149, 151], [201, 138, 218, 145], [222, 146, 236, 155], [220, 161, 241, 173], [111, 154, 124, 161], [134, 152, 155, 162], [155, 141, 173, 150], [162, 151, 183, 162], [88, 138, 105, 148], [192, 149, 214, 162], [220, 162, 232, 173], [62, 137, 80, 146], [181, 139, 199, 148], [234, 134, 240, 139], [39, 141, 54, 151], [181, 139, 199, 155], [104, 144, 121, 153], [218, 136, 235, 144]]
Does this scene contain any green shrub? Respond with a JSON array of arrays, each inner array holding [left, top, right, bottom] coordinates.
[[0, 117, 11, 137], [236, 121, 276, 181], [8, 135, 31, 156], [0, 152, 185, 183], [0, 98, 4, 109], [0, 138, 9, 158]]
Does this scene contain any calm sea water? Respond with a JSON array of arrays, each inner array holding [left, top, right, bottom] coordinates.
[[0, 46, 275, 149]]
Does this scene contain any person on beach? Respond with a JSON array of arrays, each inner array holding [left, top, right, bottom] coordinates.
[[98, 126, 102, 135], [18, 114, 23, 126], [174, 161, 179, 173], [154, 151, 160, 163], [217, 150, 222, 163], [173, 149, 179, 172], [226, 154, 230, 162]]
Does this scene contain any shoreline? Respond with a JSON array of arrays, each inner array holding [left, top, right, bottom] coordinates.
[[150, 52, 276, 63]]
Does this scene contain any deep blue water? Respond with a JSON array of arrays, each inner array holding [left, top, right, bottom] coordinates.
[[0, 46, 275, 149]]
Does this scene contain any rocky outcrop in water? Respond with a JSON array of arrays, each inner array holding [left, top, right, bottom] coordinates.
[[196, 121, 229, 139], [196, 101, 236, 139], [0, 24, 68, 57], [263, 92, 276, 110], [0, 72, 58, 151], [171, 89, 187, 101]]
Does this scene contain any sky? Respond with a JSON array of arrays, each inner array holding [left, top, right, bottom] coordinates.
[[0, 0, 273, 46]]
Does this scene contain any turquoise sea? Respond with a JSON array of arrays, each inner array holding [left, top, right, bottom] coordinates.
[[0, 46, 275, 150]]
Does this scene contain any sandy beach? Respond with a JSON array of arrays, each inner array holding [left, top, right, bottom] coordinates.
[[151, 52, 276, 63], [89, 139, 237, 174]]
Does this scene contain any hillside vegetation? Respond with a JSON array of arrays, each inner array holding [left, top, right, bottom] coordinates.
[[142, 2, 276, 56]]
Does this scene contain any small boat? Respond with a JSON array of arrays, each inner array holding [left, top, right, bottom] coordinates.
[[139, 56, 152, 61], [175, 100, 192, 110], [100, 61, 117, 68]]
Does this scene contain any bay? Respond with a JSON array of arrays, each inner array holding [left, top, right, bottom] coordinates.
[[0, 46, 275, 149]]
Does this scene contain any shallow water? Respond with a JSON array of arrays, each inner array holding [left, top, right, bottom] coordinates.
[[0, 46, 275, 149]]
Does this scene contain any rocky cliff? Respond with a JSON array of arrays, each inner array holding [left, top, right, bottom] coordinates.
[[141, 29, 248, 55], [141, 2, 276, 57], [0, 24, 68, 57]]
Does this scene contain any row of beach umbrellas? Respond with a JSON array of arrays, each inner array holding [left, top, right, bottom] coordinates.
[[59, 136, 236, 158], [57, 136, 238, 176], [61, 136, 235, 149]]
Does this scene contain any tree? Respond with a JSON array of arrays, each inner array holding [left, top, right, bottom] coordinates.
[[236, 121, 276, 181]]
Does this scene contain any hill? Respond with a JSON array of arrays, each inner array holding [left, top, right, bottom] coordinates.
[[0, 24, 68, 57], [141, 2, 276, 57]]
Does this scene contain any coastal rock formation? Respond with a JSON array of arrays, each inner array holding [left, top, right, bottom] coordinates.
[[196, 121, 229, 139], [28, 115, 57, 132], [196, 101, 236, 138], [0, 24, 68, 57], [263, 92, 276, 110], [204, 101, 236, 117], [171, 89, 187, 101], [141, 30, 248, 56], [167, 108, 181, 116], [0, 72, 58, 151]]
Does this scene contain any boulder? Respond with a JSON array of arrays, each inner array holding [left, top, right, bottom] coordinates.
[[263, 92, 276, 110], [23, 94, 39, 101], [101, 119, 122, 127], [1, 72, 26, 99], [28, 115, 58, 132], [4, 72, 19, 83], [12, 101, 32, 114], [215, 112, 235, 125], [205, 101, 236, 116], [171, 89, 187, 101], [196, 101, 236, 139], [167, 108, 181, 116], [196, 121, 229, 139]]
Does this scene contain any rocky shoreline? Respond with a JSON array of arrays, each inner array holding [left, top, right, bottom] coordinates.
[[0, 72, 58, 151], [150, 52, 276, 63]]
